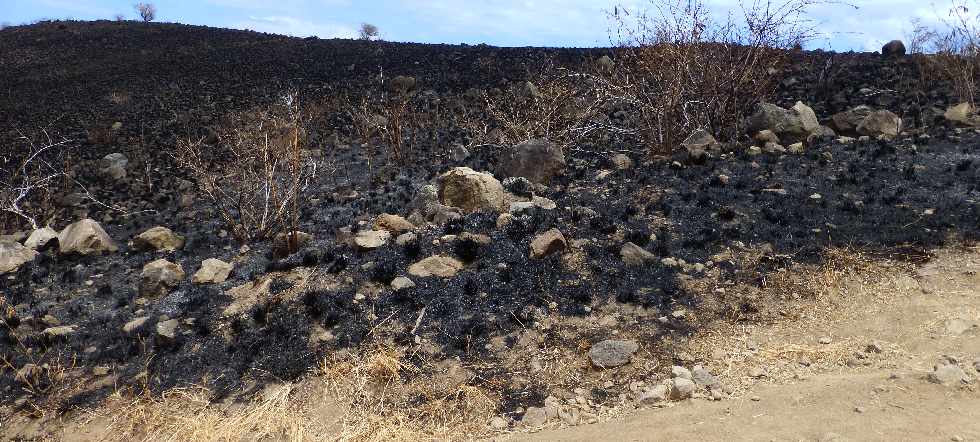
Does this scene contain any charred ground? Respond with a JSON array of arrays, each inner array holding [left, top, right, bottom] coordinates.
[[1, 20, 979, 425]]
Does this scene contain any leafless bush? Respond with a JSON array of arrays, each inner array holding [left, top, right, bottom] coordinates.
[[175, 94, 317, 243], [114, 14, 126, 22], [134, 3, 156, 23], [359, 23, 379, 41], [0, 133, 71, 231], [916, 1, 980, 105], [607, 0, 827, 154]]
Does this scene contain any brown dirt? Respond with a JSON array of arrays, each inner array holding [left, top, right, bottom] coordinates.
[[517, 245, 980, 442]]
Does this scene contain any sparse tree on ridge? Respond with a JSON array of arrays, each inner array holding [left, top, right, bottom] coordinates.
[[135, 3, 156, 23], [359, 23, 379, 41]]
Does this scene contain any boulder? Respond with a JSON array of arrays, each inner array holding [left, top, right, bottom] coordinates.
[[588, 339, 639, 369], [529, 229, 567, 259], [610, 153, 633, 170], [101, 152, 128, 180], [139, 259, 185, 297], [746, 102, 817, 144], [123, 316, 150, 334], [408, 255, 464, 278], [192, 258, 234, 284], [857, 110, 902, 138], [497, 138, 566, 184], [0, 240, 38, 274], [388, 75, 417, 93], [670, 378, 696, 400], [438, 167, 505, 213], [24, 227, 58, 250], [374, 214, 415, 233], [882, 40, 907, 57], [830, 105, 873, 136], [620, 242, 656, 267], [597, 55, 615, 72], [944, 102, 980, 126], [133, 226, 185, 252], [354, 229, 391, 250], [391, 276, 416, 291], [58, 219, 118, 255]]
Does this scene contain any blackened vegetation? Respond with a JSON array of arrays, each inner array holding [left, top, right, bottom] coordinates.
[[1, 21, 980, 416]]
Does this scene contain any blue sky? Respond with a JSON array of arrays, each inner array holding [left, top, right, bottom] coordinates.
[[0, 0, 957, 51]]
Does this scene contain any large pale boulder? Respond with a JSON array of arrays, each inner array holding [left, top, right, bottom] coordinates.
[[408, 255, 464, 278], [746, 102, 819, 144], [354, 229, 391, 250], [192, 258, 234, 284], [0, 240, 38, 274], [133, 226, 185, 252], [944, 102, 980, 127], [857, 110, 902, 138], [139, 259, 185, 297], [829, 105, 873, 136], [497, 138, 566, 184], [438, 167, 505, 213], [58, 219, 118, 255], [24, 227, 58, 250]]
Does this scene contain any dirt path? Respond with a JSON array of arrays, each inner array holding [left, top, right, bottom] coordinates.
[[520, 245, 980, 442]]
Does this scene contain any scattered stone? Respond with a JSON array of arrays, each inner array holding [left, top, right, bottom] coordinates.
[[857, 110, 902, 138], [588, 339, 639, 369], [497, 138, 566, 184], [669, 377, 696, 400], [681, 129, 718, 158], [192, 258, 234, 284], [637, 384, 669, 404], [671, 365, 692, 380], [0, 240, 38, 274], [830, 105, 874, 136], [692, 365, 722, 389], [43, 325, 77, 338], [522, 406, 550, 427], [529, 228, 567, 259], [123, 316, 150, 334], [58, 219, 118, 255], [24, 227, 58, 250], [438, 167, 506, 213], [391, 276, 416, 291], [354, 229, 391, 250], [881, 40, 906, 57], [101, 152, 128, 180], [156, 318, 179, 341], [133, 226, 185, 252], [749, 366, 767, 378], [927, 363, 970, 386], [611, 153, 633, 170], [619, 242, 657, 267], [375, 214, 415, 233], [818, 336, 832, 344], [408, 255, 464, 278], [747, 146, 762, 156], [139, 259, 185, 297], [395, 232, 417, 246], [489, 416, 509, 430]]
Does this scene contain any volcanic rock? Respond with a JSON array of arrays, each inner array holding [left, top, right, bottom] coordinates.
[[588, 339, 639, 368], [945, 103, 980, 127], [58, 219, 118, 255], [438, 167, 505, 213], [408, 255, 464, 278], [24, 227, 58, 250], [192, 258, 234, 284], [374, 213, 415, 233], [830, 105, 873, 136], [857, 110, 902, 138], [133, 226, 185, 252], [529, 228, 567, 259], [881, 40, 907, 57], [497, 138, 566, 184], [0, 240, 38, 274], [620, 242, 657, 267], [354, 229, 391, 250], [139, 259, 185, 297]]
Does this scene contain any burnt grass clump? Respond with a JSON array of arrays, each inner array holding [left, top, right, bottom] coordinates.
[[1, 21, 980, 417]]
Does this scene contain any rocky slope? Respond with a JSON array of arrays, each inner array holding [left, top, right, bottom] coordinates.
[[1, 20, 979, 437]]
